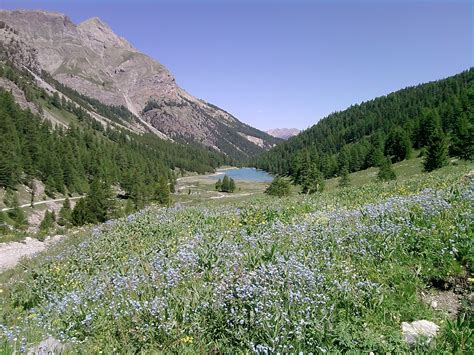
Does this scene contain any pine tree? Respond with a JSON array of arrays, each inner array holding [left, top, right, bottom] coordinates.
[[221, 175, 230, 192], [377, 157, 397, 181], [424, 128, 448, 172], [39, 210, 56, 235], [301, 162, 324, 194], [58, 198, 72, 226], [265, 177, 291, 197], [385, 127, 412, 162], [417, 109, 441, 148], [86, 178, 115, 223], [450, 114, 474, 161], [155, 175, 171, 207], [338, 168, 350, 188], [51, 92, 61, 108], [215, 178, 222, 191], [229, 178, 236, 193], [5, 190, 27, 228], [45, 176, 57, 198], [71, 198, 93, 226], [3, 188, 17, 208]]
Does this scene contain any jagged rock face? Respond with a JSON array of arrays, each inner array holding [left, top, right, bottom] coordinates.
[[0, 10, 277, 158]]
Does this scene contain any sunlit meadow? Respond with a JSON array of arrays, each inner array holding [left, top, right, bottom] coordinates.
[[1, 165, 472, 353]]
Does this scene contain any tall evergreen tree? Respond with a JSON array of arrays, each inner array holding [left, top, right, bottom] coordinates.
[[338, 168, 350, 188], [71, 198, 93, 226], [301, 162, 324, 194], [377, 157, 397, 181], [229, 178, 236, 193], [385, 127, 412, 162], [221, 175, 230, 192], [215, 178, 222, 191], [58, 198, 72, 226], [86, 177, 116, 223], [155, 175, 171, 207], [450, 114, 474, 161], [265, 177, 291, 197], [423, 127, 448, 172], [39, 210, 56, 235]]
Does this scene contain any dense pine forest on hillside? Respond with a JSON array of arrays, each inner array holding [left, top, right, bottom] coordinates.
[[0, 62, 230, 219], [254, 69, 473, 182]]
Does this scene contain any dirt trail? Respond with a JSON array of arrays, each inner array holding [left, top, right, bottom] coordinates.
[[1, 196, 83, 212], [0, 235, 63, 271]]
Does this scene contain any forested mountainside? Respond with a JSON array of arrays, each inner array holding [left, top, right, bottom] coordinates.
[[0, 10, 279, 160], [0, 62, 228, 214], [254, 69, 473, 180]]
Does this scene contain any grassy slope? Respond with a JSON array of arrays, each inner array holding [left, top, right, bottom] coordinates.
[[0, 159, 472, 353]]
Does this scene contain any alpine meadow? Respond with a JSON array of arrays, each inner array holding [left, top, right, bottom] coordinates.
[[0, 1, 472, 354]]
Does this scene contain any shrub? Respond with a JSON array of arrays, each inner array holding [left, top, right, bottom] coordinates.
[[265, 177, 291, 197]]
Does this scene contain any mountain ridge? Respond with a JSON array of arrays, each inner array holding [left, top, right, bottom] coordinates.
[[0, 9, 279, 160], [266, 128, 300, 140]]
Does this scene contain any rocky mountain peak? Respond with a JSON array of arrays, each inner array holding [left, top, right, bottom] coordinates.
[[0, 9, 279, 159], [0, 10, 75, 39], [266, 128, 300, 140], [78, 17, 135, 51]]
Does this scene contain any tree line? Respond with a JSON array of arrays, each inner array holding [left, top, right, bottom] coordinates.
[[254, 69, 473, 185]]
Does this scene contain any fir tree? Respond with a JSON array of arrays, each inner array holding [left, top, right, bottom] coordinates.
[[155, 175, 171, 207], [86, 178, 116, 223], [51, 91, 61, 108], [229, 178, 236, 193], [265, 177, 291, 197], [377, 157, 397, 181], [39, 210, 56, 235], [221, 175, 230, 192], [450, 114, 474, 161], [58, 198, 72, 226], [301, 162, 324, 194], [3, 188, 17, 208], [338, 168, 350, 188], [71, 198, 93, 226], [215, 178, 222, 191], [385, 127, 412, 162], [423, 128, 448, 172]]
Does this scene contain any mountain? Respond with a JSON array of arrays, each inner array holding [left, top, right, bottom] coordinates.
[[255, 69, 473, 179], [266, 128, 300, 140], [0, 10, 279, 160]]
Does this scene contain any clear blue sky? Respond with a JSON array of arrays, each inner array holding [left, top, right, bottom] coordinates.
[[1, 0, 472, 130]]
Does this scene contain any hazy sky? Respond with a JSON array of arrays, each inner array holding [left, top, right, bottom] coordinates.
[[1, 0, 472, 130]]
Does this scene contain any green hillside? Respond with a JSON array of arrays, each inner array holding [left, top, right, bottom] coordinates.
[[254, 69, 473, 182]]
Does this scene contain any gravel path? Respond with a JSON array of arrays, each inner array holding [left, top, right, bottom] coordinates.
[[1, 196, 83, 212], [0, 235, 63, 271]]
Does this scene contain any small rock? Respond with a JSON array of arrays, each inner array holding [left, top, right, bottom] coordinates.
[[28, 336, 64, 355], [401, 320, 439, 346]]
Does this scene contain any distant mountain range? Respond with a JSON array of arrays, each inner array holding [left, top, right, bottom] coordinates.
[[266, 128, 300, 140], [0, 10, 279, 160]]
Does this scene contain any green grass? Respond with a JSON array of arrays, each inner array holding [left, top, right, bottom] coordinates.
[[0, 162, 472, 353], [41, 99, 78, 126]]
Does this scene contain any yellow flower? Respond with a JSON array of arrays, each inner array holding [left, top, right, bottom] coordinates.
[[181, 335, 193, 344]]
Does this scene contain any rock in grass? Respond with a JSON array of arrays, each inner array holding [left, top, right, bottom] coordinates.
[[28, 336, 64, 355], [401, 320, 439, 345]]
